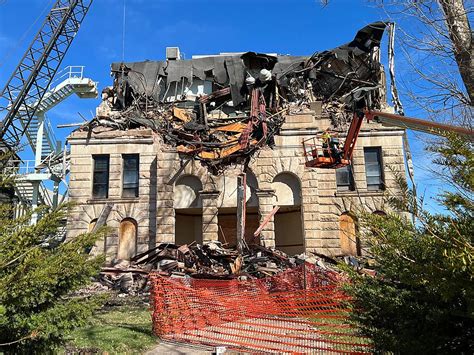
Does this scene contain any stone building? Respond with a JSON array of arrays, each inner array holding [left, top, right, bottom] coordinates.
[[66, 110, 405, 261], [66, 23, 407, 261]]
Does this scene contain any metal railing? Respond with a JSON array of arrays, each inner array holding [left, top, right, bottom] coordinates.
[[8, 66, 86, 104], [49, 65, 85, 89], [2, 160, 48, 175], [5, 170, 54, 208], [43, 113, 57, 152]]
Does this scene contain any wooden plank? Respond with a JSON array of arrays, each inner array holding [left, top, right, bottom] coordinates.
[[91, 202, 114, 232], [253, 206, 280, 237], [173, 107, 192, 122], [210, 122, 246, 134]]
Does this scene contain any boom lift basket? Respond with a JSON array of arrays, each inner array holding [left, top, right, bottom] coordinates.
[[302, 135, 350, 169]]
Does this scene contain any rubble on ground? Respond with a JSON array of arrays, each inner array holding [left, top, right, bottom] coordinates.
[[130, 241, 336, 279], [96, 241, 364, 294], [79, 22, 389, 174]]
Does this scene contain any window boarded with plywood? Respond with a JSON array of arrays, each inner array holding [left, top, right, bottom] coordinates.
[[118, 218, 137, 260], [339, 213, 360, 256]]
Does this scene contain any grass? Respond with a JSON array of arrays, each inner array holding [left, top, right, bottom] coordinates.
[[310, 310, 372, 351], [65, 297, 157, 354]]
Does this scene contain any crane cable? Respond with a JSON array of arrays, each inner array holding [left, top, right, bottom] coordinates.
[[0, 0, 55, 68], [387, 22, 417, 215]]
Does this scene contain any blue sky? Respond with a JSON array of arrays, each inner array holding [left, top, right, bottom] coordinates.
[[0, 0, 453, 212]]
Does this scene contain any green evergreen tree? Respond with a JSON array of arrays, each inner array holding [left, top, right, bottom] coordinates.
[[345, 134, 474, 354], [0, 172, 106, 352]]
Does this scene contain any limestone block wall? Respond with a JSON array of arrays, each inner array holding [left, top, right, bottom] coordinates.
[[66, 110, 407, 260], [67, 128, 158, 261]]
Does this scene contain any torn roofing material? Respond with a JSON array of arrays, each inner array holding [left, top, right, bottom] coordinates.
[[84, 22, 389, 174]]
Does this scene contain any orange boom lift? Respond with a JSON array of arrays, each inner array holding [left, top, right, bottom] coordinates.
[[303, 109, 473, 169]]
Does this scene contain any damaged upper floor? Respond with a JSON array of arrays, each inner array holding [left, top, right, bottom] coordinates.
[[109, 21, 389, 110], [82, 22, 394, 174]]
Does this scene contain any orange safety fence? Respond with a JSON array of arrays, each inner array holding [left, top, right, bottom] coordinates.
[[150, 263, 371, 354]]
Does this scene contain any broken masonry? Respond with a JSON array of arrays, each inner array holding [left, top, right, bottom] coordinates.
[[86, 22, 388, 175]]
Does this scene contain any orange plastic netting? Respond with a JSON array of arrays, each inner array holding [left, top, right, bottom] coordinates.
[[150, 264, 371, 354]]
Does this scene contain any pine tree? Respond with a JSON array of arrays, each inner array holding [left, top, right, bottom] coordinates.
[[0, 172, 106, 352]]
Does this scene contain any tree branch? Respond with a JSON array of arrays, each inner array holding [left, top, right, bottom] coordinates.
[[439, 0, 474, 104]]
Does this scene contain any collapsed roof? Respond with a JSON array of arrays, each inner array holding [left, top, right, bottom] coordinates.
[[84, 22, 389, 174]]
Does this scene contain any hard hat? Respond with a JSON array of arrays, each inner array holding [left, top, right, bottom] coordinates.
[[259, 69, 272, 82], [245, 75, 256, 85]]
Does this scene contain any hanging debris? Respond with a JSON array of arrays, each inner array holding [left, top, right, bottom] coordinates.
[[80, 22, 389, 174]]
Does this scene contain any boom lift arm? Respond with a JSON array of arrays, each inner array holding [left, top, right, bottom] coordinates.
[[304, 109, 473, 169], [0, 0, 93, 148]]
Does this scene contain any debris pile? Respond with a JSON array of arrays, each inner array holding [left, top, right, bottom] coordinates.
[[131, 241, 329, 279], [95, 242, 351, 294], [99, 259, 150, 294], [82, 22, 389, 174]]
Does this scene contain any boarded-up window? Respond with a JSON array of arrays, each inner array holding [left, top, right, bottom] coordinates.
[[174, 175, 203, 245], [339, 213, 360, 256], [274, 208, 304, 255], [88, 218, 98, 232], [217, 209, 260, 246], [92, 155, 109, 198], [118, 218, 137, 260]]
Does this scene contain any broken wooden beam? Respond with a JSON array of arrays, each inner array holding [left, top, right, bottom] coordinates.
[[236, 173, 246, 254], [254, 206, 280, 237]]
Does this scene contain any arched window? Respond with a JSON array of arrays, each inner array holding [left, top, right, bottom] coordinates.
[[339, 213, 360, 256], [174, 175, 203, 245], [118, 218, 137, 260], [272, 172, 302, 206], [272, 172, 304, 254], [217, 172, 260, 246], [174, 175, 203, 209]]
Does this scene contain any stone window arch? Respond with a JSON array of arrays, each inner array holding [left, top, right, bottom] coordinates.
[[174, 175, 203, 209], [272, 172, 302, 206], [118, 218, 137, 260], [339, 213, 360, 256]]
